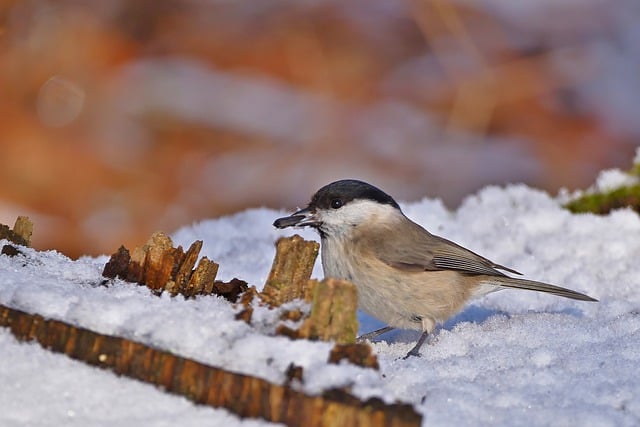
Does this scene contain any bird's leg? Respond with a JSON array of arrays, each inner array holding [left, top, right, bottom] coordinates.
[[403, 330, 429, 359], [357, 325, 395, 342]]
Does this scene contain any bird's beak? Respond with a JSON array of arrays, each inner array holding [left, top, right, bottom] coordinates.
[[273, 208, 318, 229]]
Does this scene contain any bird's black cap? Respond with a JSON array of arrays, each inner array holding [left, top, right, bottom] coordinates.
[[308, 179, 400, 211]]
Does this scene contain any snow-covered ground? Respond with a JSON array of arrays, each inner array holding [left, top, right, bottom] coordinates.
[[1, 181, 639, 426]]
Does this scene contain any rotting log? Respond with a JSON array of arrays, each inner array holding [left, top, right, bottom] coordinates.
[[0, 304, 421, 427], [12, 216, 33, 246], [102, 232, 224, 299], [297, 279, 359, 344], [329, 343, 380, 370], [262, 235, 320, 305], [0, 216, 33, 255]]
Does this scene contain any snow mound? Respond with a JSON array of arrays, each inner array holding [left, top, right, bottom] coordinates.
[[1, 184, 639, 426]]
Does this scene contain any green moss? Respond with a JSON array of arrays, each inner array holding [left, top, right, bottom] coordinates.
[[564, 151, 640, 215], [565, 184, 640, 214]]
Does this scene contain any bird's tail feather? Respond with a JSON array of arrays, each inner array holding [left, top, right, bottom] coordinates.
[[487, 277, 597, 302]]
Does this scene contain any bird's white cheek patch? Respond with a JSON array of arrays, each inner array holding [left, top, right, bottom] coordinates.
[[321, 200, 399, 230]]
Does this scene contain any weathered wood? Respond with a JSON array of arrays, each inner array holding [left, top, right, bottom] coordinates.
[[142, 232, 177, 292], [102, 246, 131, 279], [0, 216, 33, 254], [211, 278, 249, 303], [328, 343, 380, 370], [13, 216, 33, 246], [102, 233, 221, 299], [262, 235, 320, 305], [298, 279, 359, 345], [173, 240, 203, 294], [0, 304, 421, 427], [185, 256, 219, 297], [235, 286, 259, 323]]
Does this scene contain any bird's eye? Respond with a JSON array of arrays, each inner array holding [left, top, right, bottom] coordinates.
[[330, 198, 343, 209]]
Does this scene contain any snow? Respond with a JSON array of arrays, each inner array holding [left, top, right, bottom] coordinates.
[[558, 146, 639, 200], [587, 147, 640, 193], [2, 183, 640, 426], [594, 169, 638, 193]]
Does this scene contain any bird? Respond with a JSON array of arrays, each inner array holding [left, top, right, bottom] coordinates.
[[273, 179, 597, 358]]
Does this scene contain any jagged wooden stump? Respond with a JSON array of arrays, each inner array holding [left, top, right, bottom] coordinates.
[[0, 216, 33, 256], [297, 278, 359, 344], [262, 234, 320, 305], [101, 232, 240, 299]]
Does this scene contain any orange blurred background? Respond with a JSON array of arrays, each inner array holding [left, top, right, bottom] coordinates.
[[1, 0, 638, 257]]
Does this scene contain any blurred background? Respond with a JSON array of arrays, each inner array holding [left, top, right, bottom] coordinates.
[[1, 0, 639, 258]]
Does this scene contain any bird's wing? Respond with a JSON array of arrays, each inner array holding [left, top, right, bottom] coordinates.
[[366, 219, 521, 277]]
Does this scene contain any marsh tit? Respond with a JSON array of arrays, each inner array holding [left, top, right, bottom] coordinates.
[[274, 179, 597, 358]]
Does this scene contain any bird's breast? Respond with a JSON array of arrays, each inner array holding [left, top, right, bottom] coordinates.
[[320, 236, 356, 282]]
